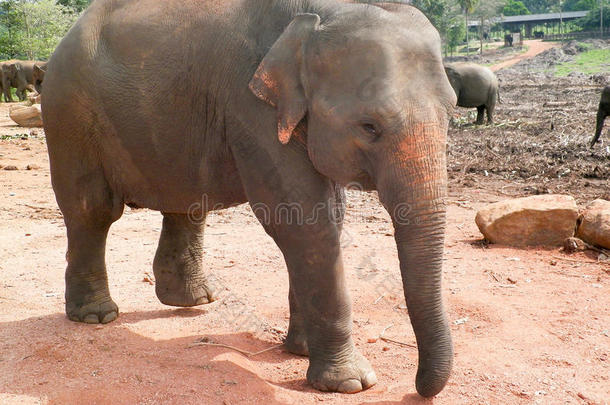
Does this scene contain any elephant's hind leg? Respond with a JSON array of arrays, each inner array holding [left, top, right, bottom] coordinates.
[[57, 167, 124, 324], [476, 106, 485, 125], [153, 213, 217, 306]]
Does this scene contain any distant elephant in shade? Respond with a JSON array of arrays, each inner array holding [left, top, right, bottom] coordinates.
[[1, 60, 46, 101], [445, 62, 499, 125], [590, 85, 610, 147], [33, 63, 47, 94]]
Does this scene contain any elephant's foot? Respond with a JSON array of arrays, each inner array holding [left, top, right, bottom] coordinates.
[[66, 297, 118, 324], [155, 274, 217, 307], [284, 328, 309, 356], [307, 349, 377, 393]]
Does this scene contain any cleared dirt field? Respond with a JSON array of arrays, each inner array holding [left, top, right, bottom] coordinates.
[[0, 42, 608, 404]]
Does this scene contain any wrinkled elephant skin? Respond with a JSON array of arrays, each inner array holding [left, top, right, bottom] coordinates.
[[42, 0, 456, 397]]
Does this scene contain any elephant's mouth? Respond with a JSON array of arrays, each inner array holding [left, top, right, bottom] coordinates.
[[345, 171, 375, 191]]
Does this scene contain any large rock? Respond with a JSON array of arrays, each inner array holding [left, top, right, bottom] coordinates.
[[9, 104, 43, 128], [475, 194, 578, 247], [576, 199, 610, 249]]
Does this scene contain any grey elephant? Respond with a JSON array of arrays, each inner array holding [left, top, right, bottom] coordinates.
[[42, 0, 456, 397], [445, 62, 499, 125], [0, 60, 19, 102], [590, 85, 610, 147], [33, 63, 47, 94], [1, 60, 44, 102]]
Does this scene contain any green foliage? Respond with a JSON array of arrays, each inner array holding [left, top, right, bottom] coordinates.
[[56, 0, 91, 12], [554, 48, 610, 76], [503, 0, 531, 16], [458, 0, 480, 14], [563, 0, 597, 12], [447, 19, 466, 54], [576, 3, 610, 30], [0, 0, 81, 60], [411, 0, 465, 55]]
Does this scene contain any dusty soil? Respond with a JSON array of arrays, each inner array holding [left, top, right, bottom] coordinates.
[[449, 40, 610, 205], [1, 44, 609, 404]]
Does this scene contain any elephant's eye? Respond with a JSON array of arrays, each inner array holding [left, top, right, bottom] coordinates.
[[361, 123, 380, 138]]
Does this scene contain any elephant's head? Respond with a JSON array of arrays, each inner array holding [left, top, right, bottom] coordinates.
[[1, 63, 15, 86], [33, 64, 47, 94], [250, 4, 456, 398]]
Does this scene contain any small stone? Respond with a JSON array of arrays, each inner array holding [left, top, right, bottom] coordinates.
[[563, 237, 588, 253], [367, 338, 378, 343], [382, 346, 390, 351], [3, 165, 18, 171], [26, 164, 40, 170]]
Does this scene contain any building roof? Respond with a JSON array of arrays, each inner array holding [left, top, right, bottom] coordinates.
[[468, 10, 589, 26]]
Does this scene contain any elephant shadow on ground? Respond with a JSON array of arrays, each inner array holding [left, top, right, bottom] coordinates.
[[0, 309, 307, 404]]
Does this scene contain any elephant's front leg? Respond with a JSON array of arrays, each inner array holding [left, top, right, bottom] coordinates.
[[278, 221, 376, 393], [285, 184, 345, 358], [284, 286, 308, 356]]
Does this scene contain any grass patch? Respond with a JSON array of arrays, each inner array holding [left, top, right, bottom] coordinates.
[[555, 48, 610, 77]]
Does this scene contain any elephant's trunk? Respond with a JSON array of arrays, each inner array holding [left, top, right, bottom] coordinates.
[[376, 121, 452, 398], [591, 106, 607, 147]]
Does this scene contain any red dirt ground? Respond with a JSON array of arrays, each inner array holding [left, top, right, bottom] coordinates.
[[1, 45, 608, 404]]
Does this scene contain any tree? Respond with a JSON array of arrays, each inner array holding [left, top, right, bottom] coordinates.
[[411, 0, 463, 55], [521, 0, 559, 13], [0, 0, 23, 59], [457, 0, 480, 56], [576, 3, 610, 30], [56, 0, 92, 12], [0, 0, 81, 60], [447, 20, 466, 56], [503, 0, 532, 15], [472, 0, 504, 56], [563, 0, 597, 11]]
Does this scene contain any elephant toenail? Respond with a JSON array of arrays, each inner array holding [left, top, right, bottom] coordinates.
[[363, 371, 378, 389], [101, 312, 117, 324], [83, 314, 99, 324], [337, 379, 362, 393]]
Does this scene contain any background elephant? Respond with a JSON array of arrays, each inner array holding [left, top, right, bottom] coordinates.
[[33, 63, 47, 94], [2, 60, 44, 101], [0, 60, 19, 102], [42, 0, 456, 397], [590, 85, 610, 147], [445, 62, 499, 125]]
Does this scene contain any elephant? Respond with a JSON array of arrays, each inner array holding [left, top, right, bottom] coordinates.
[[42, 0, 456, 397], [0, 60, 19, 102], [590, 85, 610, 147], [444, 62, 499, 125], [33, 63, 47, 94], [1, 60, 44, 102]]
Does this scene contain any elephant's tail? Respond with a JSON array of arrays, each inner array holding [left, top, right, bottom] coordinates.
[[496, 87, 502, 104]]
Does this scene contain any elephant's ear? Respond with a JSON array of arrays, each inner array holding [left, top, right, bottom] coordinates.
[[249, 14, 320, 145], [34, 64, 47, 74]]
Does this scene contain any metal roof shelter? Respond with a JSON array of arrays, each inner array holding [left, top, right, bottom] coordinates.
[[467, 11, 589, 27]]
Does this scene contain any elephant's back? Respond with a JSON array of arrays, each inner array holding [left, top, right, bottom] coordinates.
[[42, 0, 253, 213]]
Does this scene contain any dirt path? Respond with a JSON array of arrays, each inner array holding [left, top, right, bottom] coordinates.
[[490, 40, 560, 72]]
